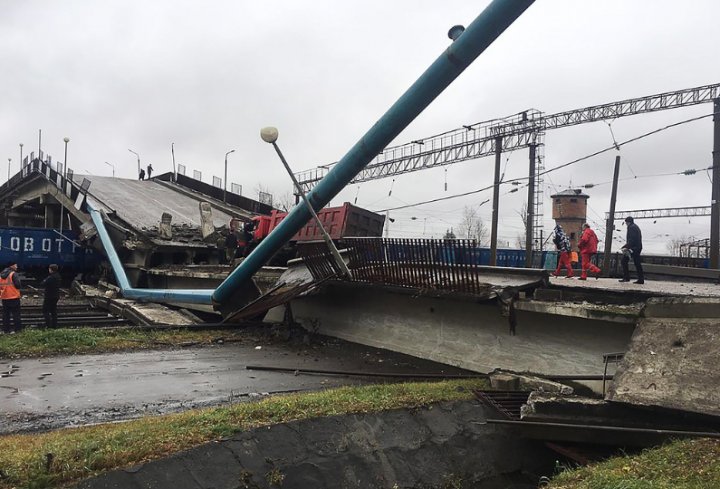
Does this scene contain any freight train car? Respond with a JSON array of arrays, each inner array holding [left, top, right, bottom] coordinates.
[[0, 227, 99, 279]]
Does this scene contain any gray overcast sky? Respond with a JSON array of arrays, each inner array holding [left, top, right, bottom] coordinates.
[[2, 0, 719, 253]]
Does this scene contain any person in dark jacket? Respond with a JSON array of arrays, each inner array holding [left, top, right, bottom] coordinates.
[[41, 264, 61, 329], [0, 263, 22, 333], [225, 229, 238, 263], [551, 224, 574, 278], [620, 216, 644, 284]]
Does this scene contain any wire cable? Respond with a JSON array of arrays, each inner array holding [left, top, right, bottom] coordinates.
[[376, 111, 716, 213]]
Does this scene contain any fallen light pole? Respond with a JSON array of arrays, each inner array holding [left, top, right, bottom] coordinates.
[[260, 127, 352, 279], [212, 0, 536, 310]]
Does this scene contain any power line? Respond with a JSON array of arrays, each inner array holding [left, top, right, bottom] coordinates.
[[376, 111, 716, 213]]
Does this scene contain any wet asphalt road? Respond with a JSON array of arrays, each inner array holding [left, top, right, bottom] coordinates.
[[0, 336, 469, 434]]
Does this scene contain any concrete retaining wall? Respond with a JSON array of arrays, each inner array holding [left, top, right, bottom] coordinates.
[[291, 284, 635, 376], [77, 400, 555, 489]]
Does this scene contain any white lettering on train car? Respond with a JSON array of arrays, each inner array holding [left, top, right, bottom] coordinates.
[[55, 239, 64, 253], [10, 237, 20, 251], [42, 238, 51, 252], [24, 238, 34, 251]]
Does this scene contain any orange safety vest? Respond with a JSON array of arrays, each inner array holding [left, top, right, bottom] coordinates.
[[0, 272, 21, 300]]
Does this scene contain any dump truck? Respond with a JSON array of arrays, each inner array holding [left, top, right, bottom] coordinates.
[[245, 202, 385, 265]]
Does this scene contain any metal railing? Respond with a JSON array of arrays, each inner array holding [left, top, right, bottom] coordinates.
[[342, 237, 544, 295]]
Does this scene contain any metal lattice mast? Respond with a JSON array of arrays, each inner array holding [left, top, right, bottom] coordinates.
[[533, 133, 545, 252]]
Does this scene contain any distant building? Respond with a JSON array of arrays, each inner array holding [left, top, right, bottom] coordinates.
[[551, 189, 589, 250]]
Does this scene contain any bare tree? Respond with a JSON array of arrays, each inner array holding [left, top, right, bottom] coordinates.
[[666, 235, 692, 256], [458, 205, 489, 245], [275, 191, 296, 212]]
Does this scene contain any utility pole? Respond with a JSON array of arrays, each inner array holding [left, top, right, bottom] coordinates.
[[60, 137, 70, 234], [604, 155, 621, 274], [711, 98, 720, 269], [524, 143, 536, 267], [171, 143, 176, 182], [489, 136, 502, 266], [224, 149, 235, 203]]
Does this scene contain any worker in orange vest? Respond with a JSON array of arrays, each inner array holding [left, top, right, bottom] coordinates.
[[578, 223, 602, 280], [0, 262, 23, 333]]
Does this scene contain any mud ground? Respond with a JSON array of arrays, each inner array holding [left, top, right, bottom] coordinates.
[[0, 330, 473, 434]]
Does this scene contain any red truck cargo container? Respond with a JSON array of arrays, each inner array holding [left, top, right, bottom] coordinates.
[[252, 215, 273, 241], [253, 202, 385, 242]]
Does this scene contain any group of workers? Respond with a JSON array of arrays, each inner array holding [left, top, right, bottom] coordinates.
[[552, 216, 644, 284], [218, 221, 257, 264], [138, 164, 153, 181], [0, 262, 61, 334]]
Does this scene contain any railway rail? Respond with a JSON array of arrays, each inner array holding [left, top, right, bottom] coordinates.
[[2, 291, 133, 329]]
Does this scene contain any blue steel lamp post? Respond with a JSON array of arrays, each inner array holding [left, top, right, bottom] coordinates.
[[212, 0, 536, 307]]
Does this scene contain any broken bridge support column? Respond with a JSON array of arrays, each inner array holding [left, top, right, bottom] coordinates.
[[198, 202, 215, 240]]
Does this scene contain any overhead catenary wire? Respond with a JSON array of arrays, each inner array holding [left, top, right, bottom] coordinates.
[[376, 111, 717, 213]]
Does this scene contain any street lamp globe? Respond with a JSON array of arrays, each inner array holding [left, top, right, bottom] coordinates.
[[63, 137, 70, 143], [260, 127, 279, 144]]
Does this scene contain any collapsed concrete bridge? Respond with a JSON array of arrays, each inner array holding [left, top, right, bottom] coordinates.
[[1, 0, 718, 436]]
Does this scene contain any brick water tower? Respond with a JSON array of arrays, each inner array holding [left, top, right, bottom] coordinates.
[[551, 189, 589, 250]]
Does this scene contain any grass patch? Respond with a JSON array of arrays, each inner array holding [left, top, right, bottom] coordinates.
[[0, 327, 255, 359], [550, 438, 720, 489], [0, 379, 486, 488]]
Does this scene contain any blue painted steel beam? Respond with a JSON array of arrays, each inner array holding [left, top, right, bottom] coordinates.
[[213, 0, 535, 306], [86, 201, 214, 305]]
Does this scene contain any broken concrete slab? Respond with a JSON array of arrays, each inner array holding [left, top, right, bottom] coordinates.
[[608, 316, 720, 418], [522, 391, 720, 431], [79, 284, 199, 326], [491, 370, 573, 395], [549, 276, 720, 299], [515, 298, 642, 324], [642, 296, 720, 319]]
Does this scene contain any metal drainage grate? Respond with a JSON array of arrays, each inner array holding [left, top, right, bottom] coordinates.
[[474, 390, 530, 420]]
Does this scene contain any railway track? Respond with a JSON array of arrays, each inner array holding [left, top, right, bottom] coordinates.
[[20, 310, 132, 328], [6, 293, 133, 328]]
